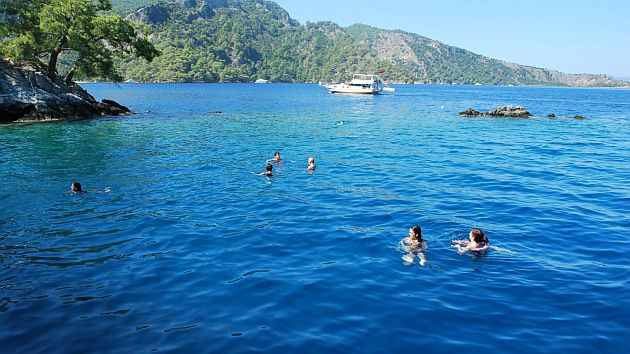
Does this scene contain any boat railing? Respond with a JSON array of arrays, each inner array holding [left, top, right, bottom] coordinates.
[[352, 74, 381, 81]]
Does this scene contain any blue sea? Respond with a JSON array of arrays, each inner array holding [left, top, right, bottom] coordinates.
[[1, 83, 629, 353]]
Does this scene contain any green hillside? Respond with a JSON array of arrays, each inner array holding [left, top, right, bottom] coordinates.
[[111, 0, 157, 14], [110, 0, 626, 86]]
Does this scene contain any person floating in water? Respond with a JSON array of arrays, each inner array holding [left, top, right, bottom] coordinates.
[[267, 151, 283, 165], [257, 163, 273, 177], [69, 182, 110, 194], [452, 228, 489, 253], [400, 225, 428, 266], [307, 156, 316, 173], [71, 181, 83, 193]]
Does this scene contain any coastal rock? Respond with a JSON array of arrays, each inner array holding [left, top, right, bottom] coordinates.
[[459, 105, 532, 118], [484, 105, 532, 118], [0, 60, 131, 123], [459, 108, 482, 117], [547, 113, 556, 118]]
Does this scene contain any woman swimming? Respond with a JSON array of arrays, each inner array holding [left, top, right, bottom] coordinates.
[[400, 225, 428, 265], [452, 228, 489, 253]]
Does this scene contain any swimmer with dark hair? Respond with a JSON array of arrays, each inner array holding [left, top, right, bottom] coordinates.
[[400, 225, 428, 266], [452, 228, 489, 253], [267, 151, 283, 165], [71, 182, 83, 193], [257, 163, 273, 177], [69, 182, 110, 194]]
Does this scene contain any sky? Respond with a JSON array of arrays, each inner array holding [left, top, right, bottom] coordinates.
[[273, 0, 630, 78]]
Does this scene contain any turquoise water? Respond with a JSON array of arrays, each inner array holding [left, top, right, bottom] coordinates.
[[1, 84, 629, 353]]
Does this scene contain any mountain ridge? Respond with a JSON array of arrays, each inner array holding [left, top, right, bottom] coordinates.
[[111, 0, 628, 86]]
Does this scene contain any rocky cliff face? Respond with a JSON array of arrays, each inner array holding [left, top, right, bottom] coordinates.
[[0, 60, 131, 123]]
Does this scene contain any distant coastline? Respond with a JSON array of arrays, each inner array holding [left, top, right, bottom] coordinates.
[[78, 81, 630, 89]]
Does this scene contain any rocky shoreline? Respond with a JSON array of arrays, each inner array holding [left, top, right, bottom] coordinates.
[[0, 60, 131, 123]]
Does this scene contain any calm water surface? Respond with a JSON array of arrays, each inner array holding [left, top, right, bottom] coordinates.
[[1, 84, 629, 353]]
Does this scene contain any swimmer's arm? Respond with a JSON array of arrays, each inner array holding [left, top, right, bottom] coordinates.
[[454, 244, 469, 253], [452, 239, 468, 245], [470, 244, 489, 252]]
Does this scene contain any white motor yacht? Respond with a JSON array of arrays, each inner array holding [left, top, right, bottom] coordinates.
[[326, 74, 385, 94]]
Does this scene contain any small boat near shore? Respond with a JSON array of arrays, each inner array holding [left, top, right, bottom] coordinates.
[[326, 74, 392, 94], [255, 78, 269, 84]]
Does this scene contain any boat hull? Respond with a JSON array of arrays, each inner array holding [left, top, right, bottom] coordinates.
[[326, 84, 381, 95]]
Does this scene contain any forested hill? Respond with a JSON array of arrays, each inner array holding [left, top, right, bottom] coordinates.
[[113, 0, 626, 86]]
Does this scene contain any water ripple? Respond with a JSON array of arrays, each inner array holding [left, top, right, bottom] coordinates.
[[1, 84, 629, 353]]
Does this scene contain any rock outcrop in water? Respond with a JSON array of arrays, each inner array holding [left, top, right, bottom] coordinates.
[[0, 60, 131, 123], [459, 105, 532, 118], [459, 108, 482, 117]]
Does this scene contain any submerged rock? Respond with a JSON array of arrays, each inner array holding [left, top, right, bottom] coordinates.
[[0, 60, 131, 123], [573, 115, 586, 120]]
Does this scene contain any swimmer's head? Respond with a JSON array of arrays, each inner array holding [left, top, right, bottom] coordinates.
[[71, 182, 82, 193], [470, 228, 487, 243], [274, 151, 281, 160], [266, 163, 273, 172], [409, 225, 422, 241], [308, 157, 315, 164]]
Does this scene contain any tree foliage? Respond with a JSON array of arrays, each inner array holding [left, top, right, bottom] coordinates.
[[0, 0, 159, 82]]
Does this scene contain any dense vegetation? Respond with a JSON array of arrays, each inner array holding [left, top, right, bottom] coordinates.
[[110, 0, 158, 14], [110, 0, 624, 86], [0, 0, 158, 82]]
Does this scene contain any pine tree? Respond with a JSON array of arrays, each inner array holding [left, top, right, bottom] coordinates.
[[0, 0, 158, 83]]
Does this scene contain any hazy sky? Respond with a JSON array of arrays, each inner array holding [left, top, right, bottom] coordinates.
[[273, 0, 630, 78]]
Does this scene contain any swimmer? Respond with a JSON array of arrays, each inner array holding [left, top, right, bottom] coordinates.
[[70, 182, 110, 194], [400, 225, 428, 266], [71, 181, 83, 193], [257, 163, 273, 177], [307, 156, 316, 173], [452, 228, 489, 253], [267, 151, 283, 165]]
